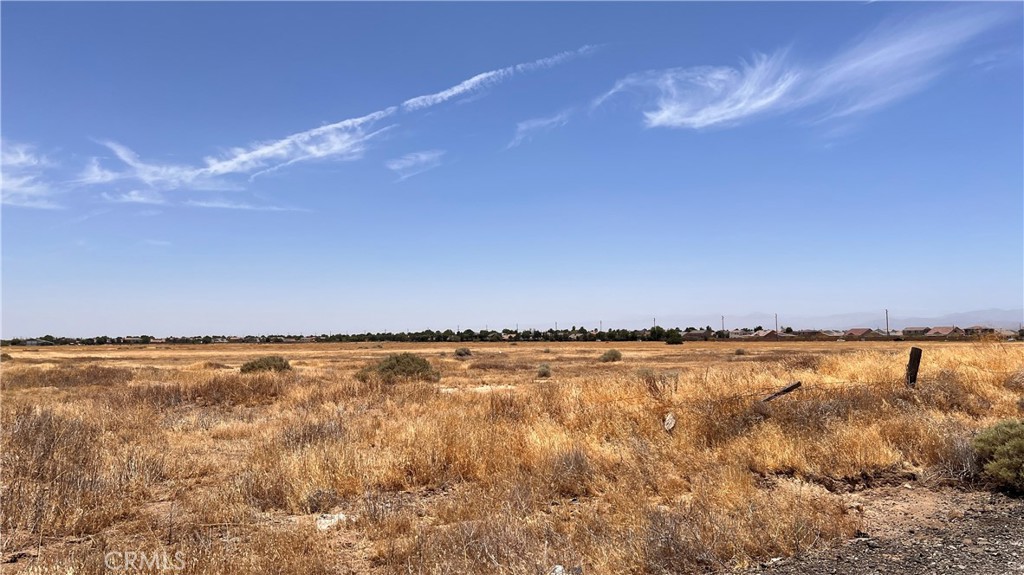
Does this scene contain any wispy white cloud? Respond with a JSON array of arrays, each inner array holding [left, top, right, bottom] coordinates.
[[184, 198, 305, 212], [384, 150, 446, 181], [73, 45, 593, 199], [596, 10, 1004, 129], [508, 109, 573, 148], [101, 189, 167, 205], [403, 45, 597, 112], [1, 140, 63, 209]]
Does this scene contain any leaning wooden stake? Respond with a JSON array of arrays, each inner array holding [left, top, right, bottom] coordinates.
[[761, 381, 801, 403], [906, 347, 922, 389]]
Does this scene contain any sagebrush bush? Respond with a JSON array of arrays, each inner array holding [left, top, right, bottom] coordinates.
[[240, 356, 291, 374], [356, 353, 440, 384], [537, 363, 552, 378], [599, 349, 622, 362], [454, 347, 472, 358], [973, 419, 1024, 492]]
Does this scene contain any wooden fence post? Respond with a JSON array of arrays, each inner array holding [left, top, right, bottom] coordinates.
[[761, 381, 802, 403], [906, 347, 922, 388]]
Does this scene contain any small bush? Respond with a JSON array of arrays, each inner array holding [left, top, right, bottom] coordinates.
[[454, 347, 472, 358], [240, 356, 292, 374], [356, 353, 440, 385], [735, 348, 747, 356], [537, 363, 552, 379], [973, 419, 1024, 492], [1, 352, 12, 362], [599, 349, 622, 363], [666, 331, 684, 345]]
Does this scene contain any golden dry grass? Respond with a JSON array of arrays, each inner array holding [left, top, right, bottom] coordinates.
[[1, 340, 1021, 573]]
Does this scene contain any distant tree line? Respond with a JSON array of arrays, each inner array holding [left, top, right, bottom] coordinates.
[[9, 326, 1017, 346], [1, 325, 742, 346]]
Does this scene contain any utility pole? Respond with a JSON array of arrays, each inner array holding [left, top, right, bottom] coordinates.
[[775, 313, 779, 340], [885, 309, 890, 337], [721, 315, 725, 332], [600, 320, 603, 332]]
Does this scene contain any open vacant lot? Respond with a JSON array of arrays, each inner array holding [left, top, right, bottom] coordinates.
[[2, 340, 1022, 573]]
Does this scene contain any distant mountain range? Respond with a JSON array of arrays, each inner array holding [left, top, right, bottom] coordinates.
[[631, 309, 1024, 332]]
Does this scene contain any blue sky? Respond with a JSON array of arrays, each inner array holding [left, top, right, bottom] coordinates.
[[2, 2, 1022, 337]]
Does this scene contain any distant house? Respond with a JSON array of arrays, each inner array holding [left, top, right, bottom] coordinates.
[[23, 339, 54, 346], [926, 326, 965, 337], [794, 329, 824, 337], [844, 328, 877, 338], [124, 336, 143, 344], [903, 327, 931, 337], [964, 326, 996, 336], [729, 330, 753, 339], [752, 330, 777, 338]]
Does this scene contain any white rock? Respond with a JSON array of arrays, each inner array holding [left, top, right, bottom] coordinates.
[[316, 512, 347, 531]]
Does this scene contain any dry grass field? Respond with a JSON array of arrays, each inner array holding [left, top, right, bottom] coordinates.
[[1, 340, 1022, 574]]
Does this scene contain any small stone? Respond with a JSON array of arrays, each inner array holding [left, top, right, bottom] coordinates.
[[315, 512, 348, 531]]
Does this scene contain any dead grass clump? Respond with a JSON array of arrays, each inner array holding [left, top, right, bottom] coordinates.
[[188, 360, 231, 370], [377, 509, 580, 574], [643, 470, 857, 572], [914, 369, 992, 416], [128, 372, 292, 407], [636, 368, 678, 398], [487, 392, 530, 422], [1004, 369, 1024, 392], [0, 406, 136, 541], [1, 352, 12, 362], [599, 349, 623, 362], [768, 386, 886, 433], [236, 413, 360, 513], [468, 359, 531, 371], [547, 446, 594, 498], [2, 364, 133, 389], [687, 395, 768, 448], [278, 415, 346, 450]]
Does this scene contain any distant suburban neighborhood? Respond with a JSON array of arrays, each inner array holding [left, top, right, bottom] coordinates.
[[4, 323, 1021, 347]]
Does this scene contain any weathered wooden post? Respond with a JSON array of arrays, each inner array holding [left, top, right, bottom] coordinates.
[[762, 381, 802, 403], [905, 347, 922, 388]]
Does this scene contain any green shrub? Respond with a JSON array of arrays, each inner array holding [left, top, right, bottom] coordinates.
[[537, 363, 552, 379], [454, 347, 472, 358], [973, 419, 1024, 492], [356, 353, 440, 385], [240, 356, 292, 374], [665, 331, 684, 345], [599, 349, 622, 363]]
